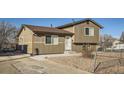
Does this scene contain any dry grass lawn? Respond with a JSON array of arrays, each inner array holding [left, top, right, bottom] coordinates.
[[48, 56, 93, 72], [48, 52, 124, 74]]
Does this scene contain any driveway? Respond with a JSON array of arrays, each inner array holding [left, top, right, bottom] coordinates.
[[14, 58, 89, 74]]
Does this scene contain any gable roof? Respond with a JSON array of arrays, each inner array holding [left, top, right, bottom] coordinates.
[[17, 24, 74, 37], [56, 18, 103, 29]]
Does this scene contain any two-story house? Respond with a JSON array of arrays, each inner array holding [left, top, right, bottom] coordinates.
[[57, 18, 103, 52], [17, 19, 103, 55]]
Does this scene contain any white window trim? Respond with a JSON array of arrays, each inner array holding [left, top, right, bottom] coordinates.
[[45, 35, 52, 45], [84, 27, 95, 36], [45, 35, 59, 45], [52, 35, 59, 45]]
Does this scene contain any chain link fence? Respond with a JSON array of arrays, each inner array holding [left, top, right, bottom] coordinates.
[[92, 51, 124, 74]]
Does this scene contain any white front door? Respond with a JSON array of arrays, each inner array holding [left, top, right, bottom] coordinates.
[[65, 36, 72, 51]]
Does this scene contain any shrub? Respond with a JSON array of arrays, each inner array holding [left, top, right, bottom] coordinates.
[[82, 48, 94, 58]]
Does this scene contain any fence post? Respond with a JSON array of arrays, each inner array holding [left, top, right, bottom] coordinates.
[[93, 48, 97, 72], [119, 49, 122, 64], [117, 49, 122, 73]]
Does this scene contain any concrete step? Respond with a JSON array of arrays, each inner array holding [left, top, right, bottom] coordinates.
[[64, 51, 77, 54]]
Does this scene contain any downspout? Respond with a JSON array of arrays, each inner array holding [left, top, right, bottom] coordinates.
[[32, 34, 34, 55]]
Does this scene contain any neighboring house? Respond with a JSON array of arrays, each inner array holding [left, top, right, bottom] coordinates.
[[106, 40, 121, 51], [17, 19, 103, 55], [57, 19, 103, 52], [112, 40, 120, 46], [17, 25, 73, 55], [108, 32, 124, 51]]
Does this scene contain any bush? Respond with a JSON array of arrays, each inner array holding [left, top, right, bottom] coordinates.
[[82, 49, 94, 58]]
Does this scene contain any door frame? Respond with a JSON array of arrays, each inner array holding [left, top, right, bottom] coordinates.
[[65, 36, 72, 51]]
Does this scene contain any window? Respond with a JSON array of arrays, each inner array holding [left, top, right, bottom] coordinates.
[[46, 35, 52, 44], [85, 28, 90, 35], [84, 27, 94, 36], [45, 35, 58, 45], [52, 35, 59, 45]]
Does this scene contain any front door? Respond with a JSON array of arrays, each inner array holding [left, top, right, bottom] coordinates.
[[65, 36, 72, 51]]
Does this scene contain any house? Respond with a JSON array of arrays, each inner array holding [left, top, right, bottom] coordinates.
[[112, 40, 120, 46], [17, 24, 73, 55], [17, 19, 103, 55], [57, 18, 103, 52]]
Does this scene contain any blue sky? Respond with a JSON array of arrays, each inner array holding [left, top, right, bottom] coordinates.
[[0, 18, 124, 38]]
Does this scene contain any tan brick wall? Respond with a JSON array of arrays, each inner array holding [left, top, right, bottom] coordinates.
[[72, 44, 97, 52], [59, 21, 100, 52], [18, 27, 33, 54], [74, 21, 100, 43], [62, 26, 75, 41], [72, 44, 82, 52], [60, 21, 100, 43], [32, 35, 65, 54]]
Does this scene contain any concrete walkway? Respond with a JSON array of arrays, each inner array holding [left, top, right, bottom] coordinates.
[[0, 54, 30, 62], [30, 53, 82, 61]]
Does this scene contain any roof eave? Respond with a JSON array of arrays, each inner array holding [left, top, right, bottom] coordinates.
[[57, 19, 104, 29], [34, 31, 74, 35]]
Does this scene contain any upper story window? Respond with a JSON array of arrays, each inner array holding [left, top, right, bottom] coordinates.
[[45, 35, 59, 45], [84, 27, 94, 36]]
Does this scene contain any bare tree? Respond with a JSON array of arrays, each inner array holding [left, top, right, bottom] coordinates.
[[0, 21, 17, 50], [99, 34, 116, 51], [104, 34, 113, 48], [120, 32, 124, 43]]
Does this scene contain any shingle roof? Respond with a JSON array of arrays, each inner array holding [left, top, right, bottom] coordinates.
[[56, 18, 103, 29], [23, 24, 73, 35]]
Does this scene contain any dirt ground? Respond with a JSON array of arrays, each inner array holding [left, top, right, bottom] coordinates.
[[96, 52, 124, 62], [0, 57, 90, 74], [47, 52, 124, 74], [0, 52, 124, 74], [95, 66, 124, 74], [48, 56, 93, 72]]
